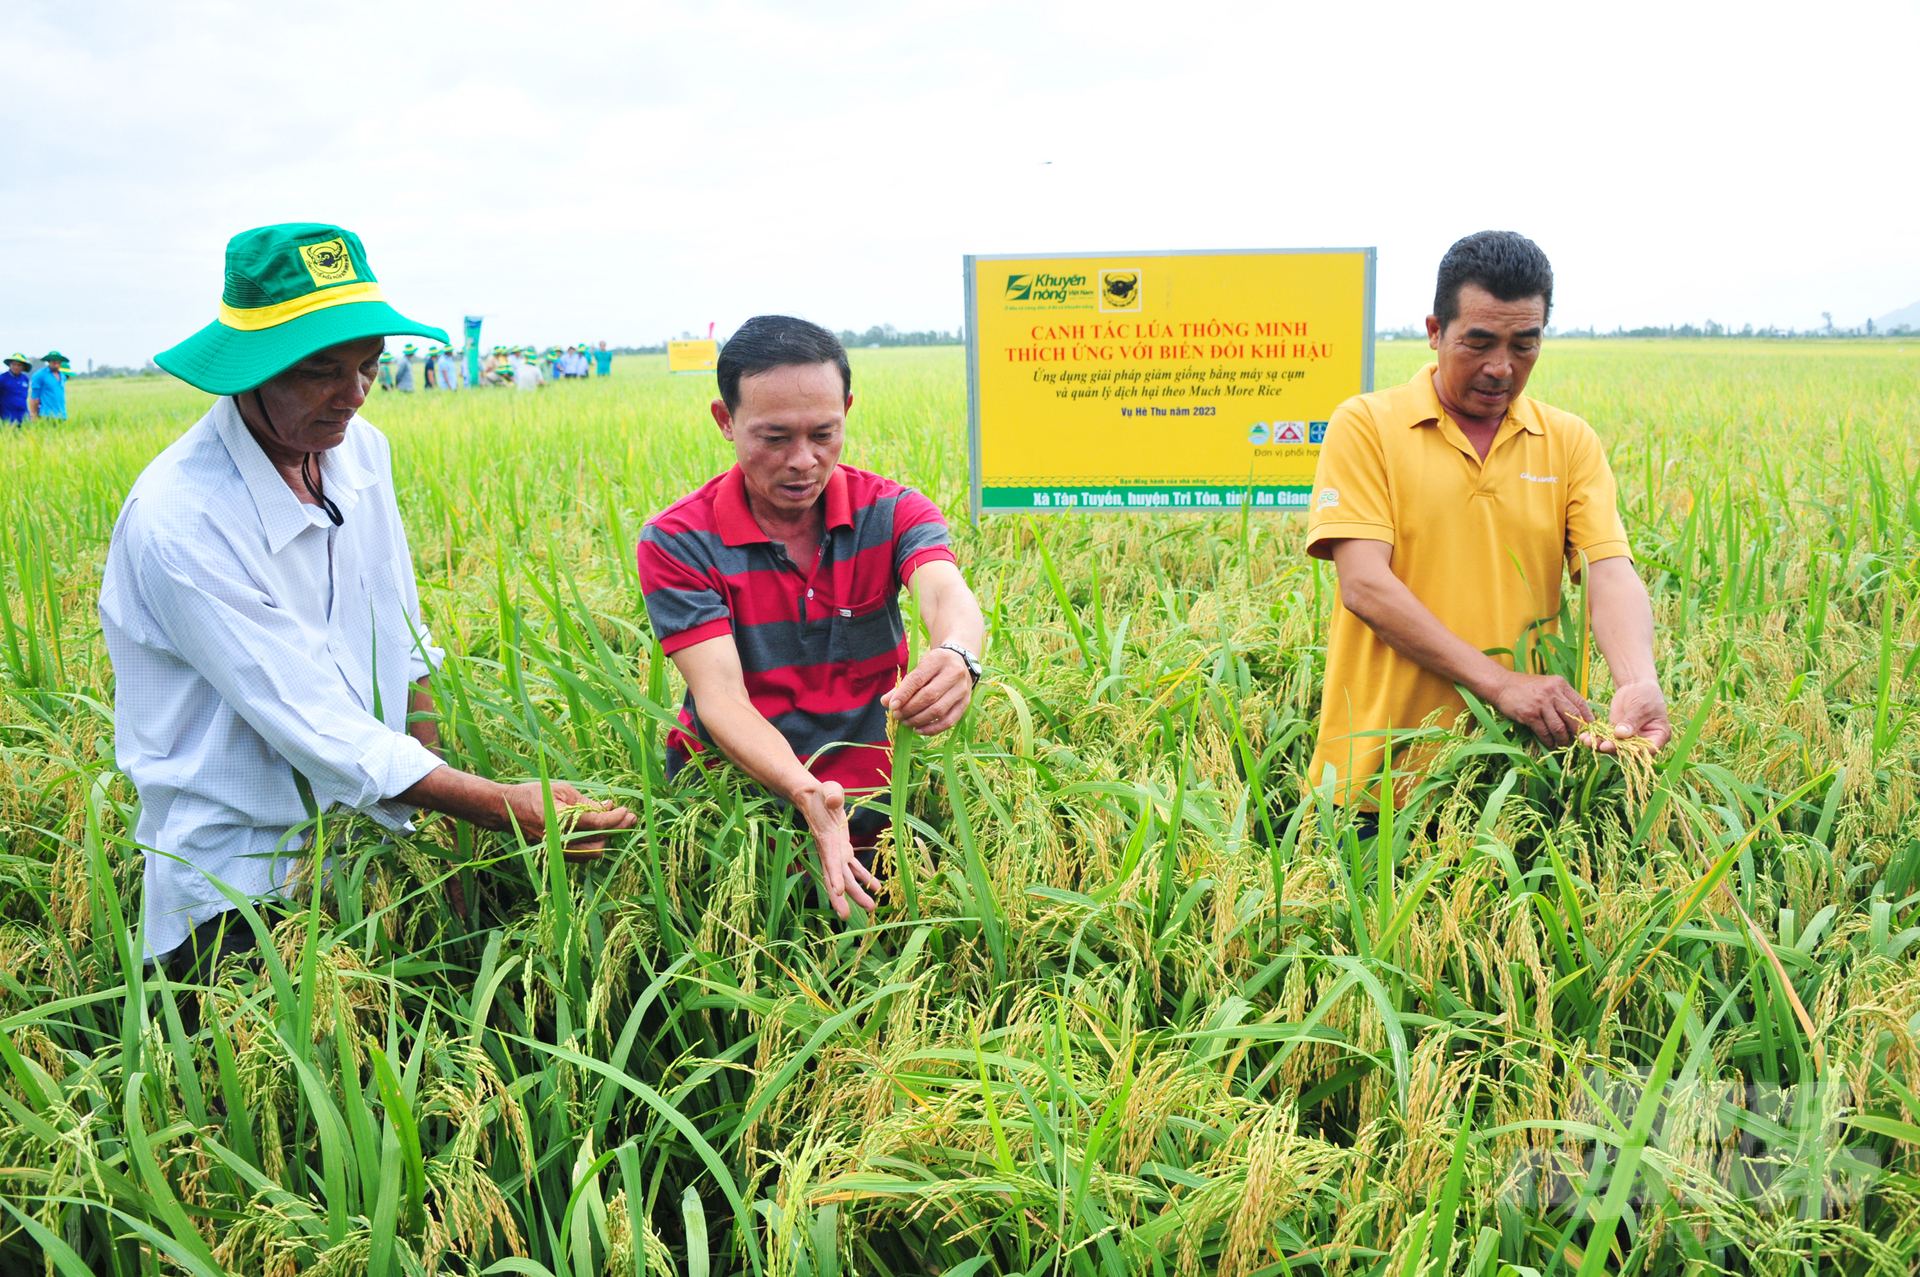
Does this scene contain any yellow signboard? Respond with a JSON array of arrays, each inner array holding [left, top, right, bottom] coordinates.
[[668, 339, 719, 373], [965, 248, 1375, 516]]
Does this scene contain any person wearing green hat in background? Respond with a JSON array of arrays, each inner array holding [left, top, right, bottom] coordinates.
[[1, 354, 30, 426], [28, 352, 69, 421], [377, 351, 394, 391], [433, 344, 459, 390], [594, 340, 613, 378], [513, 347, 545, 392], [394, 342, 417, 393], [98, 222, 635, 997]]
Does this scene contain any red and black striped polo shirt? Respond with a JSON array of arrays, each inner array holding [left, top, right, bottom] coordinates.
[[637, 464, 956, 808]]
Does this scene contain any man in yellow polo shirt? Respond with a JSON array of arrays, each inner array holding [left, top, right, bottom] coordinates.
[[1306, 230, 1670, 808]]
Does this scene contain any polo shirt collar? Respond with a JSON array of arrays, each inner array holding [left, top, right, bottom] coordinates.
[[214, 397, 377, 552], [1408, 363, 1544, 436], [714, 465, 853, 547], [823, 465, 852, 530]]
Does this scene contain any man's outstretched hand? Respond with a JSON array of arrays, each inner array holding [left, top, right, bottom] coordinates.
[[497, 780, 636, 855], [797, 780, 880, 920], [402, 767, 636, 861], [1583, 680, 1672, 754]]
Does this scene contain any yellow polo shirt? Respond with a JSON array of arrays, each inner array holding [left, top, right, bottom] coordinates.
[[1305, 363, 1632, 803]]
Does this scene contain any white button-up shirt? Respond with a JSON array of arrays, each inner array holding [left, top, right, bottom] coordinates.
[[99, 397, 445, 958]]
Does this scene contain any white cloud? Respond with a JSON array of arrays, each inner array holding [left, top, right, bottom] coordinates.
[[4, 0, 1915, 365]]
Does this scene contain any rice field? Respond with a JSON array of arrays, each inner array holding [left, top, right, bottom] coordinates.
[[0, 339, 1917, 1276]]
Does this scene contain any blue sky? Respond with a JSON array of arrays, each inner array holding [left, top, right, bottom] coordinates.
[[6, 0, 1917, 366]]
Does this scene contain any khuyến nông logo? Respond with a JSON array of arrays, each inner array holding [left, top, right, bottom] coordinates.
[[1000, 271, 1094, 307]]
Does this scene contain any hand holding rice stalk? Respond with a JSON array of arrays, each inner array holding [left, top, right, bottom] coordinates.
[[550, 800, 616, 862], [494, 779, 634, 863], [1571, 704, 1660, 810], [1564, 559, 1670, 810]]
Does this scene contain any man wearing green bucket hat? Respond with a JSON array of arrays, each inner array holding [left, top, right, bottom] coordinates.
[[394, 342, 417, 393], [1, 354, 29, 426], [28, 352, 68, 421], [100, 222, 635, 983]]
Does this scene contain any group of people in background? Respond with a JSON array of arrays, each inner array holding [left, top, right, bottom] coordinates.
[[1, 339, 621, 425], [376, 340, 615, 393], [1, 351, 71, 425]]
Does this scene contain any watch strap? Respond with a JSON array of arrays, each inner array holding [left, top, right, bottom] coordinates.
[[938, 641, 982, 685]]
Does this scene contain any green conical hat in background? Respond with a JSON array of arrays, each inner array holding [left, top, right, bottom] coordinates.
[[155, 223, 448, 395]]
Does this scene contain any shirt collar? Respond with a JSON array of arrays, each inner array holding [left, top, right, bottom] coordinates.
[[714, 465, 852, 546], [214, 397, 377, 552], [1408, 362, 1544, 436]]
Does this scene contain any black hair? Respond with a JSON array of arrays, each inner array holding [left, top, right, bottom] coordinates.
[[1433, 231, 1554, 333], [716, 315, 850, 411]]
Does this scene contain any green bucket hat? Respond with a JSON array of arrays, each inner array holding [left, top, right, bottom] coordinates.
[[4, 353, 28, 370], [42, 351, 68, 367], [155, 222, 447, 395]]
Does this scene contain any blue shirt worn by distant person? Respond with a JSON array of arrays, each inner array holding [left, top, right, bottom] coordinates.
[[0, 371, 28, 422], [392, 357, 414, 392], [29, 367, 66, 419], [594, 348, 612, 375]]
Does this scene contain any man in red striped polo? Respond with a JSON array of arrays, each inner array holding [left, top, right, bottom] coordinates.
[[637, 316, 986, 919]]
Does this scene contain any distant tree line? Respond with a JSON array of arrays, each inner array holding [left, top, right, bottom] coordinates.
[[68, 361, 163, 379], [1377, 320, 1914, 341], [1551, 319, 1913, 339], [837, 325, 964, 348]]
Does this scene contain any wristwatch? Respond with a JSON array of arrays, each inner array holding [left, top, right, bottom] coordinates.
[[937, 641, 982, 686]]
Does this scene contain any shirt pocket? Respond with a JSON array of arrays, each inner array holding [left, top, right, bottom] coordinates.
[[827, 592, 905, 665], [336, 558, 407, 724]]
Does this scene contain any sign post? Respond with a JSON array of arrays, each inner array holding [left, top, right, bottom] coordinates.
[[964, 248, 1374, 518]]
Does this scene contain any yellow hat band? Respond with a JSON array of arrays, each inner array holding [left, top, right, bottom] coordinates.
[[218, 281, 388, 332]]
